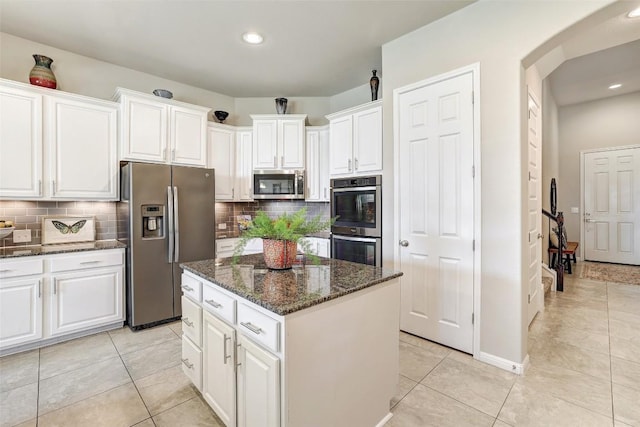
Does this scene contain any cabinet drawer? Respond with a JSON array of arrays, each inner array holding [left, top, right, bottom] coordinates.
[[202, 283, 236, 325], [49, 250, 123, 273], [181, 273, 202, 302], [0, 258, 43, 279], [182, 335, 202, 391], [181, 296, 202, 347], [216, 239, 238, 257], [237, 303, 280, 353]]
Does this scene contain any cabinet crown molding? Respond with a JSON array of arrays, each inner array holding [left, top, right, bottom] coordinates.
[[0, 78, 118, 108], [325, 99, 382, 121], [250, 114, 307, 121]]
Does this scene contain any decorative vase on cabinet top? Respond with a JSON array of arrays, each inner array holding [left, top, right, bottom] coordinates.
[[369, 70, 379, 101], [275, 97, 288, 114], [29, 54, 57, 89]]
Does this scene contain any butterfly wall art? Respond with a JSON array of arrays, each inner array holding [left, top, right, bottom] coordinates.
[[42, 216, 95, 244]]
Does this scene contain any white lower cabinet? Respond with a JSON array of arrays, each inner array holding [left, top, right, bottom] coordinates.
[[182, 335, 202, 391], [237, 333, 280, 427], [0, 277, 43, 348], [0, 248, 125, 353], [202, 311, 236, 427], [300, 237, 330, 258]]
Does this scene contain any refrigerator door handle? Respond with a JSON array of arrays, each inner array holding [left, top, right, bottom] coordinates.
[[173, 186, 180, 262], [167, 186, 174, 263]]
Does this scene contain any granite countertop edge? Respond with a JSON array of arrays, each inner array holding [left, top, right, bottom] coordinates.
[[0, 240, 127, 259], [181, 257, 403, 316]]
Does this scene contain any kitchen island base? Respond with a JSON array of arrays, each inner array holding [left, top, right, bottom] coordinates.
[[180, 255, 402, 427]]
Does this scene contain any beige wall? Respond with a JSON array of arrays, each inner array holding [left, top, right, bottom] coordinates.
[[382, 0, 612, 367], [542, 81, 560, 264], [1, 32, 370, 125], [558, 91, 640, 254]]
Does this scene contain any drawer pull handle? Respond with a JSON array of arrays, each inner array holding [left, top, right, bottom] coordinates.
[[80, 260, 101, 265], [181, 358, 194, 369], [205, 299, 222, 309], [181, 285, 194, 292], [223, 334, 231, 364], [240, 321, 263, 335], [0, 269, 12, 273], [182, 318, 194, 327]]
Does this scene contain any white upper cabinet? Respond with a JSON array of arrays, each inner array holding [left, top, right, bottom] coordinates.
[[235, 128, 254, 201], [115, 88, 209, 168], [208, 123, 235, 201], [326, 100, 382, 177], [0, 84, 43, 198], [207, 124, 253, 202], [305, 126, 330, 202], [48, 95, 118, 199], [0, 79, 118, 201], [251, 114, 306, 170]]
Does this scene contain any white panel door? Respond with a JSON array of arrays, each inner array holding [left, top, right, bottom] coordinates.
[[279, 119, 305, 169], [329, 115, 353, 175], [170, 106, 207, 167], [398, 71, 475, 353], [202, 311, 236, 427], [236, 130, 254, 201], [49, 96, 118, 199], [122, 97, 168, 163], [253, 120, 278, 169], [209, 126, 235, 201], [0, 277, 42, 349], [527, 91, 543, 325], [49, 267, 123, 336], [353, 105, 382, 173], [584, 148, 640, 265], [237, 334, 280, 427], [0, 86, 43, 198]]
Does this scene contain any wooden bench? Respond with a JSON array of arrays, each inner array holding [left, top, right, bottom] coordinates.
[[548, 241, 579, 274]]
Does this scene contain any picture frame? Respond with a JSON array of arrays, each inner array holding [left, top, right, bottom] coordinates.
[[41, 216, 96, 245]]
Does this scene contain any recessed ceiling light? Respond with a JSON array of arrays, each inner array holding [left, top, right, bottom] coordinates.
[[609, 83, 622, 90], [242, 32, 263, 45], [628, 7, 640, 18]]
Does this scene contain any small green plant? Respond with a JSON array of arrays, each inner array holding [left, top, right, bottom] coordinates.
[[232, 208, 335, 263]]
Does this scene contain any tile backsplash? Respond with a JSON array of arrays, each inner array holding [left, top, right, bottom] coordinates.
[[0, 201, 116, 247], [215, 201, 330, 240]]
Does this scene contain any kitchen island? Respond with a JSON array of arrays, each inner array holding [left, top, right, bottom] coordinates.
[[180, 254, 402, 427]]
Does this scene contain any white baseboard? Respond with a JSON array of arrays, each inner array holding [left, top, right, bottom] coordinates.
[[477, 351, 529, 375], [376, 412, 393, 427]]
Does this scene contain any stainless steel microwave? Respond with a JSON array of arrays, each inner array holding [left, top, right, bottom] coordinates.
[[253, 170, 305, 200]]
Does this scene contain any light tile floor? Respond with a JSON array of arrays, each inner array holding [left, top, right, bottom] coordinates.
[[1, 262, 639, 426]]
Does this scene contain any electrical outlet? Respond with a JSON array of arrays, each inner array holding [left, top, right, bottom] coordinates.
[[13, 229, 31, 243], [218, 223, 227, 230], [570, 207, 579, 214]]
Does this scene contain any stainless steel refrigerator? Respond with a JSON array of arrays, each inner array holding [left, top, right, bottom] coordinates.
[[117, 162, 215, 329]]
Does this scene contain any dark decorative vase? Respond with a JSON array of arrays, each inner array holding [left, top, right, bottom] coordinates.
[[214, 110, 229, 123], [262, 239, 297, 270], [275, 97, 288, 114], [369, 70, 379, 101], [29, 54, 57, 89]]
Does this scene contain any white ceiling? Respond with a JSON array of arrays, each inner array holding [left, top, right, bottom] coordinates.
[[549, 38, 640, 106], [546, 5, 640, 106], [0, 0, 473, 97]]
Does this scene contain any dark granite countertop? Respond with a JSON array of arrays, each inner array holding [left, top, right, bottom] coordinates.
[[0, 240, 126, 259], [181, 254, 402, 316]]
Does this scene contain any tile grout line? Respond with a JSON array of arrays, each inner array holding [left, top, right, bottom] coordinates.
[[106, 330, 154, 425], [35, 348, 41, 427], [606, 282, 616, 423]]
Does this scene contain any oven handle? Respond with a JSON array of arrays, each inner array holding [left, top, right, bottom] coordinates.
[[332, 235, 378, 243], [332, 186, 378, 193]]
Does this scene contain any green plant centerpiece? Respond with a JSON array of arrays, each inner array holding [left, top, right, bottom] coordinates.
[[233, 208, 335, 270]]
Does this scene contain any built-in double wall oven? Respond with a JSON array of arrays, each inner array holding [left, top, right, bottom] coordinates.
[[330, 175, 382, 266]]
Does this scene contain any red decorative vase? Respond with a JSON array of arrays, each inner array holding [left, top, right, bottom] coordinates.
[[262, 239, 297, 270], [29, 54, 57, 89]]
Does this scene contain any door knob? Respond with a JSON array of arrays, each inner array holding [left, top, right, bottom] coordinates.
[[537, 233, 544, 239], [399, 240, 409, 247]]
